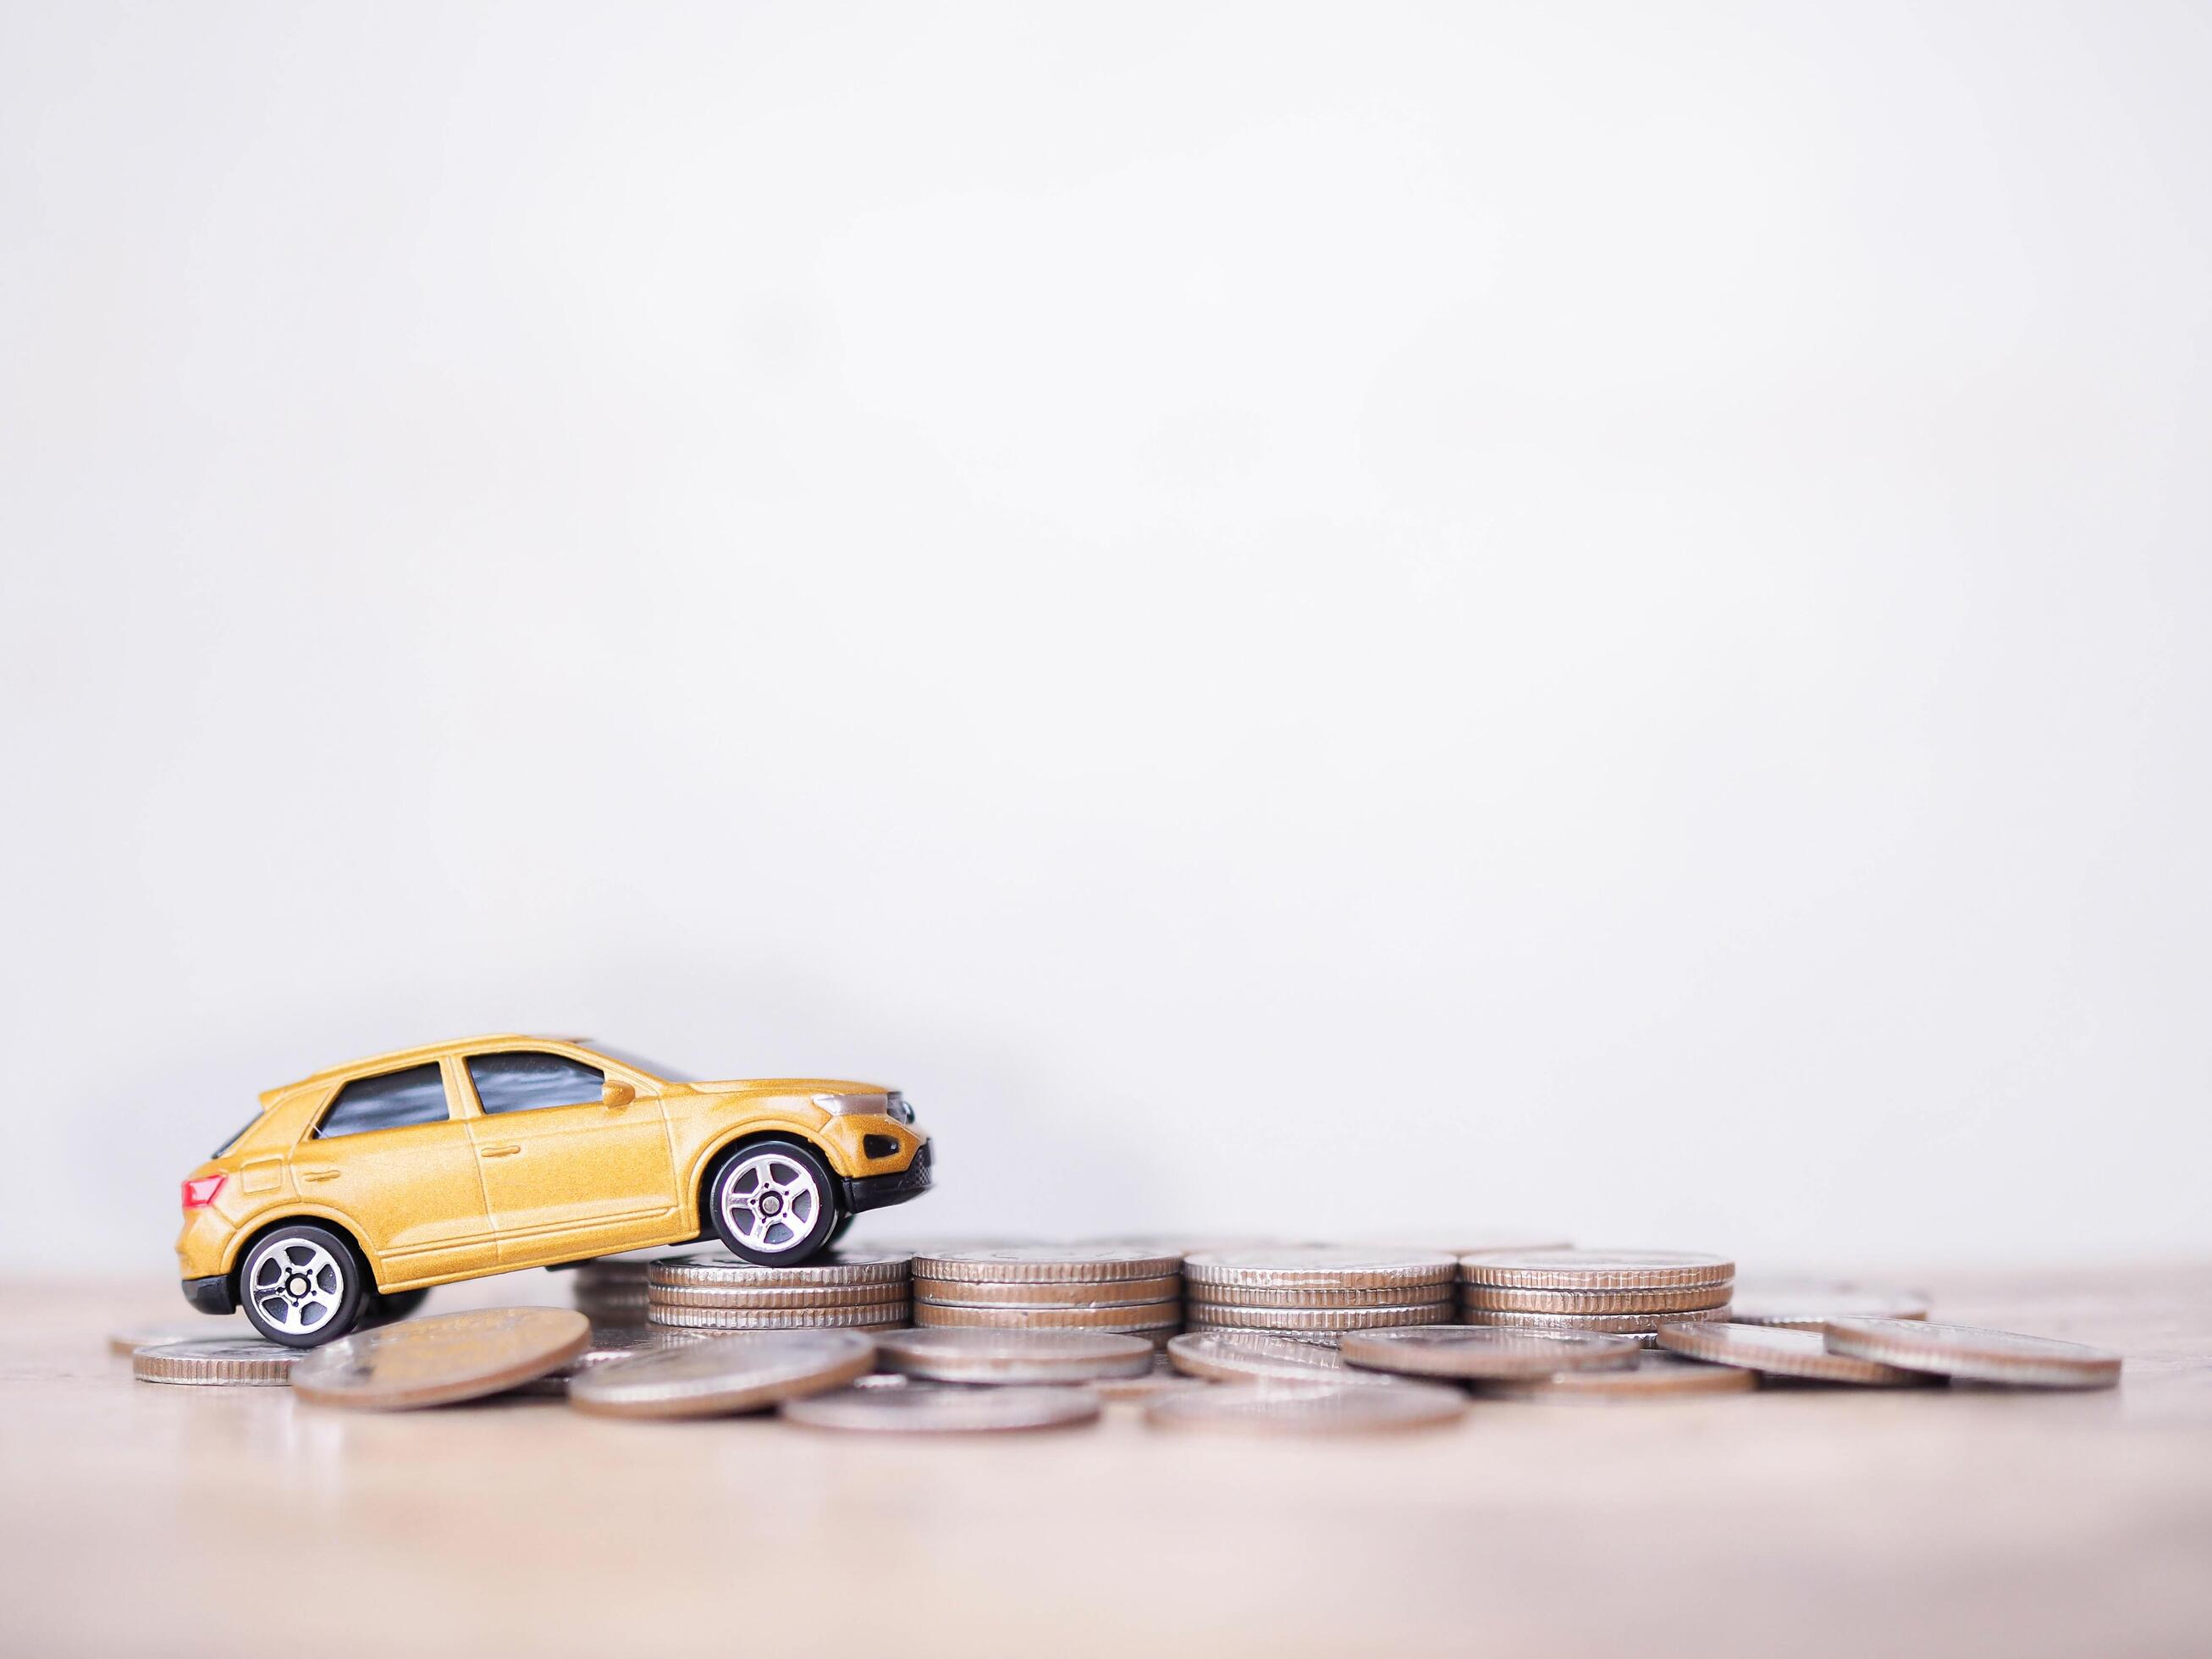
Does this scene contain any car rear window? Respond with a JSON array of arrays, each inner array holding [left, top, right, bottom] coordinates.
[[316, 1063, 451, 1138], [212, 1116, 259, 1158]]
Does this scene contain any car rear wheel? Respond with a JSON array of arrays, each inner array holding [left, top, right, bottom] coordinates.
[[707, 1138, 840, 1265], [238, 1223, 367, 1348]]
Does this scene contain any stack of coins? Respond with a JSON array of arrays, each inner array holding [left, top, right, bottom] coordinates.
[[1459, 1249, 1735, 1347], [644, 1250, 912, 1334], [911, 1245, 1183, 1347], [570, 1259, 654, 1326], [1183, 1248, 1458, 1346]]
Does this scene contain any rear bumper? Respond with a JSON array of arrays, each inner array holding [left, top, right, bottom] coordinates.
[[841, 1138, 932, 1214], [181, 1274, 237, 1315]]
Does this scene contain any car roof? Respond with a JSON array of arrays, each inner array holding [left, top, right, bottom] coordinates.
[[278, 1033, 601, 1091]]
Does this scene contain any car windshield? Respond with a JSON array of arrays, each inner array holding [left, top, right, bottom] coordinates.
[[580, 1043, 696, 1083]]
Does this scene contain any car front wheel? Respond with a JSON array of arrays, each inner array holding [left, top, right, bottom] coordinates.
[[707, 1138, 840, 1265], [237, 1223, 367, 1348]]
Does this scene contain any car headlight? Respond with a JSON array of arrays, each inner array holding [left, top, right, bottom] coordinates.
[[814, 1090, 906, 1120]]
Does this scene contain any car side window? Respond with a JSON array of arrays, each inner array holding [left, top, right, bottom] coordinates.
[[316, 1063, 453, 1138], [467, 1051, 605, 1116]]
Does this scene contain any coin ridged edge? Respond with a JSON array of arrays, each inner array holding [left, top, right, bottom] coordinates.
[[648, 1254, 913, 1289], [132, 1344, 299, 1386], [1654, 1322, 1929, 1386], [1459, 1254, 1735, 1291], [1186, 1303, 1452, 1332], [648, 1281, 911, 1310], [647, 1304, 910, 1331], [913, 1253, 1183, 1284]]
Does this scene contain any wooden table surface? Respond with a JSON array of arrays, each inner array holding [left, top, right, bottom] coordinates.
[[4, 1261, 2210, 1658]]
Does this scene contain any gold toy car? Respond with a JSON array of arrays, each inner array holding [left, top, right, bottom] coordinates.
[[176, 1035, 933, 1346]]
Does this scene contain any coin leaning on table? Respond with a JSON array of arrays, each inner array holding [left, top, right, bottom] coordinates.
[[1656, 1320, 1932, 1386], [568, 1330, 877, 1419], [290, 1308, 591, 1410], [781, 1382, 1103, 1433], [1338, 1325, 1643, 1381], [1144, 1381, 1469, 1435], [132, 1338, 302, 1386], [874, 1328, 1157, 1384], [1823, 1318, 2122, 1389]]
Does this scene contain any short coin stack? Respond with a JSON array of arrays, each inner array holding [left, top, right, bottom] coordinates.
[[1183, 1248, 1458, 1346], [911, 1245, 1183, 1346], [643, 1249, 913, 1334], [570, 1259, 654, 1326], [1459, 1249, 1735, 1347]]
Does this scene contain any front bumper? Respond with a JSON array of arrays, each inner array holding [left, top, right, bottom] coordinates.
[[840, 1138, 932, 1214], [181, 1274, 237, 1315]]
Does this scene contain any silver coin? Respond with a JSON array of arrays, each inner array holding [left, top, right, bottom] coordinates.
[[109, 1318, 251, 1357], [1339, 1325, 1643, 1380], [131, 1338, 301, 1386], [647, 1302, 910, 1331], [1145, 1381, 1467, 1435], [648, 1280, 911, 1310], [913, 1274, 1184, 1309], [1183, 1247, 1458, 1290], [1656, 1321, 1931, 1386], [913, 1245, 1183, 1283], [1823, 1318, 2121, 1389], [910, 1301, 1179, 1334], [781, 1382, 1101, 1433], [569, 1330, 877, 1418], [1165, 1330, 1403, 1386], [647, 1249, 913, 1289], [290, 1308, 591, 1409], [1476, 1351, 1759, 1402], [1187, 1281, 1454, 1310], [1185, 1302, 1451, 1333], [1462, 1306, 1732, 1336], [874, 1327, 1156, 1385], [1459, 1250, 1735, 1291]]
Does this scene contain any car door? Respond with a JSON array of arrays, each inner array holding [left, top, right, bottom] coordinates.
[[459, 1047, 679, 1265], [290, 1060, 499, 1285]]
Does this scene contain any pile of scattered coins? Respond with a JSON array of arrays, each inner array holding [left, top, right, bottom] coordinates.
[[118, 1243, 2127, 1433]]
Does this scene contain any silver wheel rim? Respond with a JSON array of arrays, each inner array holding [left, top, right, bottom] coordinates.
[[245, 1237, 347, 1336], [720, 1150, 823, 1255]]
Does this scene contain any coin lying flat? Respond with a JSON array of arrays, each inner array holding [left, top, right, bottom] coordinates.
[[1165, 1331, 1399, 1386], [1728, 1281, 1932, 1331], [1145, 1381, 1466, 1435], [1187, 1282, 1454, 1310], [568, 1330, 876, 1418], [1183, 1248, 1458, 1291], [1476, 1352, 1758, 1401], [647, 1249, 913, 1289], [110, 1318, 251, 1357], [912, 1302, 1178, 1333], [1823, 1318, 2121, 1389], [1463, 1307, 1732, 1337], [1459, 1250, 1735, 1291], [912, 1245, 1183, 1284], [1658, 1320, 1931, 1386], [647, 1302, 909, 1331], [649, 1281, 911, 1310], [1339, 1325, 1642, 1381], [1462, 1283, 1734, 1315], [132, 1338, 302, 1386], [781, 1382, 1102, 1433], [874, 1328, 1156, 1384], [291, 1308, 591, 1409], [1185, 1302, 1451, 1334], [913, 1274, 1184, 1309]]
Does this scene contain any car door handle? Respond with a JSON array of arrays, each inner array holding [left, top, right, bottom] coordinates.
[[480, 1144, 522, 1158], [299, 1167, 340, 1183]]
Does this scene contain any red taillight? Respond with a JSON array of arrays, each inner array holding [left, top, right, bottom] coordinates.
[[182, 1174, 226, 1210]]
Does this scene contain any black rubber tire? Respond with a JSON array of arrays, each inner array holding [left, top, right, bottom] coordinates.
[[362, 1287, 432, 1325], [236, 1222, 369, 1348], [705, 1137, 841, 1265]]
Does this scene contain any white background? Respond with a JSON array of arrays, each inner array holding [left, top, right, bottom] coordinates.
[[3, 3, 2207, 1276]]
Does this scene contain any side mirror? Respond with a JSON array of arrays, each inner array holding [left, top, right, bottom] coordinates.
[[603, 1078, 636, 1110]]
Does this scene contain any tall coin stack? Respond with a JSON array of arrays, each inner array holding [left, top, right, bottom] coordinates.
[[911, 1245, 1184, 1347], [571, 1259, 653, 1326], [1459, 1249, 1735, 1347], [643, 1250, 913, 1334], [1183, 1247, 1459, 1346]]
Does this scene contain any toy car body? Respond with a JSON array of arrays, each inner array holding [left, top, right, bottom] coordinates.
[[175, 1034, 932, 1346]]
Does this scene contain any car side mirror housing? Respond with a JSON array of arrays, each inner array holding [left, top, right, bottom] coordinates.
[[603, 1078, 636, 1110]]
